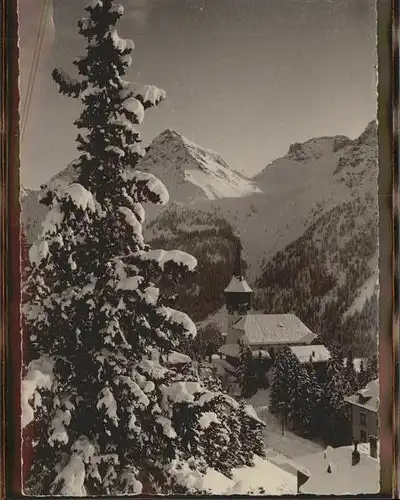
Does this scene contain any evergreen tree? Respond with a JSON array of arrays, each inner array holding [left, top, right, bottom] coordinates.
[[366, 354, 378, 383], [344, 349, 357, 395], [269, 347, 299, 428], [238, 401, 266, 466], [357, 359, 369, 389], [286, 354, 303, 428], [299, 360, 323, 437], [322, 350, 351, 446], [21, 1, 265, 494], [236, 341, 257, 397]]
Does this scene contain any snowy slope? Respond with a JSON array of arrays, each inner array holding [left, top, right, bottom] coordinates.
[[343, 268, 379, 319], [139, 129, 262, 204], [254, 135, 351, 195]]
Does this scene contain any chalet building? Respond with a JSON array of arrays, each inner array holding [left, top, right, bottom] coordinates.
[[345, 379, 379, 444], [218, 240, 321, 366]]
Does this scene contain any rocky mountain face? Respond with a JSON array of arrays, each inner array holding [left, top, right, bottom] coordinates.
[[20, 123, 378, 354]]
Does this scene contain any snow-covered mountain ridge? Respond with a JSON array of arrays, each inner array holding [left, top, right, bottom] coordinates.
[[155, 121, 377, 281], [139, 129, 262, 203], [21, 129, 261, 242]]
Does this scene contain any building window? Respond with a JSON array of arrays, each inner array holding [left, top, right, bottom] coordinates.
[[360, 412, 367, 426], [360, 429, 367, 442]]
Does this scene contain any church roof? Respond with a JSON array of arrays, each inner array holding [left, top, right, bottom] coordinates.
[[224, 276, 253, 293], [233, 314, 315, 346]]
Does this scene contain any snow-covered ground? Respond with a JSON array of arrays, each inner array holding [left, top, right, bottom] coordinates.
[[245, 389, 323, 459]]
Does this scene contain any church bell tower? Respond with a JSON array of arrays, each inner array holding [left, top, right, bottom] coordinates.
[[224, 239, 253, 339]]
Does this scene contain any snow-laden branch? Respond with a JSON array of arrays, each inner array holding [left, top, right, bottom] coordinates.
[[140, 249, 197, 272], [22, 357, 55, 427], [120, 80, 166, 110], [158, 306, 197, 338], [121, 97, 145, 124], [96, 387, 119, 427], [120, 168, 169, 205], [109, 28, 135, 53], [52, 68, 87, 98], [55, 183, 97, 212], [29, 240, 50, 266]]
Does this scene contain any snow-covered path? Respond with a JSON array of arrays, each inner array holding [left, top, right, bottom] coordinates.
[[247, 389, 323, 460]]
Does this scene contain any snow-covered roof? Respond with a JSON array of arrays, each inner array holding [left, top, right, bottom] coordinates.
[[263, 449, 311, 477], [234, 314, 315, 346], [345, 378, 379, 412], [289, 345, 330, 364], [298, 444, 379, 495], [218, 343, 240, 358], [224, 276, 252, 293], [169, 455, 296, 495]]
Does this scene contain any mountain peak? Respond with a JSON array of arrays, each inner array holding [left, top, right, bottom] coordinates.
[[159, 128, 183, 140], [356, 120, 377, 147], [139, 130, 261, 203], [286, 135, 351, 162]]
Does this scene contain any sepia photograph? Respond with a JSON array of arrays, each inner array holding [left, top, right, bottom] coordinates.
[[19, 0, 380, 495]]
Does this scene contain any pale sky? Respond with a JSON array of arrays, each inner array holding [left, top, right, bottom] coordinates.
[[19, 0, 377, 189]]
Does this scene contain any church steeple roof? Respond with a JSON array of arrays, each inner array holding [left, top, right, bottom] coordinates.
[[224, 238, 253, 294], [233, 238, 243, 279]]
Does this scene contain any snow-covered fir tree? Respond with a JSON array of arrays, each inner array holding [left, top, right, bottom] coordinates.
[[269, 347, 298, 419], [366, 354, 378, 382], [238, 402, 266, 466], [290, 359, 323, 437], [344, 349, 357, 395], [286, 354, 303, 427], [302, 359, 323, 437], [235, 340, 257, 397], [21, 1, 266, 495], [322, 345, 351, 445]]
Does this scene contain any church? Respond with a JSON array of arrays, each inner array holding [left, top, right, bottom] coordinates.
[[218, 241, 324, 368]]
